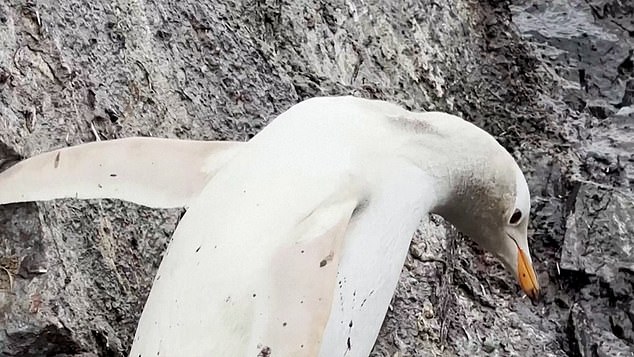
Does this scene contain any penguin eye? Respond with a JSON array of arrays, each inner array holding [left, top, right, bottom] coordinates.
[[509, 209, 522, 225]]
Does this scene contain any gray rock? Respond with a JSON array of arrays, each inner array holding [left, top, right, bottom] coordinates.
[[569, 303, 633, 357], [561, 181, 634, 282], [481, 337, 497, 353]]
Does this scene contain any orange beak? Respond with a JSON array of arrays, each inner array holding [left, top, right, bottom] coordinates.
[[517, 246, 540, 303]]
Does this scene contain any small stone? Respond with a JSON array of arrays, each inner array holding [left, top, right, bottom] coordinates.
[[409, 244, 423, 259], [422, 301, 434, 319], [482, 338, 496, 353]]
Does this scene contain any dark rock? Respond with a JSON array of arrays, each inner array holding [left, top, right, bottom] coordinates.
[[568, 303, 633, 357], [619, 79, 634, 108], [561, 181, 634, 282], [586, 101, 616, 119]]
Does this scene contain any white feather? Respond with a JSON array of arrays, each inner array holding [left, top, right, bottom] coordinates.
[[0, 137, 240, 208], [319, 160, 436, 357]]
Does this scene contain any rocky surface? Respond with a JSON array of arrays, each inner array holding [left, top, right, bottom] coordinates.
[[0, 0, 632, 356], [561, 181, 633, 282], [561, 181, 633, 356], [510, 1, 634, 356]]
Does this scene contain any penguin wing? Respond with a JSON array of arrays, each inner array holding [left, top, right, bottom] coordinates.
[[0, 137, 242, 208]]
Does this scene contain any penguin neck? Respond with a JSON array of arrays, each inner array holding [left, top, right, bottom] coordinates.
[[388, 112, 513, 226]]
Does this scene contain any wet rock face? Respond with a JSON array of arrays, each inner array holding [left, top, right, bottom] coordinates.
[[562, 182, 634, 356], [561, 182, 634, 282], [511, 0, 634, 355], [0, 0, 632, 356]]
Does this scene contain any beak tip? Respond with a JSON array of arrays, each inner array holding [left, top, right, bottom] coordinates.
[[528, 288, 541, 305]]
